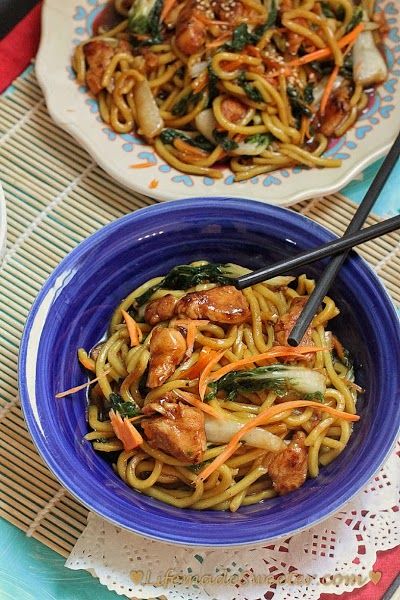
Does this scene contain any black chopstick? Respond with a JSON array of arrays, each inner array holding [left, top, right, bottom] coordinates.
[[235, 214, 400, 287], [286, 131, 400, 345]]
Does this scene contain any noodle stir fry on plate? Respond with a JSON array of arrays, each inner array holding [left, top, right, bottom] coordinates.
[[73, 262, 360, 512], [72, 0, 388, 180]]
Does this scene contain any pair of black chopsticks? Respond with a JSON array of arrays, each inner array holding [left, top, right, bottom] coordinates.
[[235, 132, 400, 345]]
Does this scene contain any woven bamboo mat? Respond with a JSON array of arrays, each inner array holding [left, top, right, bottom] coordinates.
[[0, 68, 399, 560]]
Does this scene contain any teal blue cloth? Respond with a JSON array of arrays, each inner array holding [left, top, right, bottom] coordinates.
[[1, 157, 399, 599]]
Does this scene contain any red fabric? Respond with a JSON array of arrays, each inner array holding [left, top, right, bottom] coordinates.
[[0, 5, 399, 598], [0, 2, 42, 93]]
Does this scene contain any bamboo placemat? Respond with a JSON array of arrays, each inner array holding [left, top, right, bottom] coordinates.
[[0, 68, 399, 560]]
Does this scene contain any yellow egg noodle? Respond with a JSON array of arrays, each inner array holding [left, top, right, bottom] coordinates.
[[77, 262, 359, 512], [72, 0, 387, 180]]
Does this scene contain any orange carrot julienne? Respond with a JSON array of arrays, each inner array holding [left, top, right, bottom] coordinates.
[[77, 348, 95, 372], [196, 400, 360, 482], [179, 346, 215, 379], [206, 33, 232, 49], [199, 350, 226, 400], [55, 369, 111, 398], [320, 36, 356, 117], [173, 319, 209, 358], [121, 309, 142, 347], [130, 161, 156, 169], [320, 64, 339, 116], [208, 346, 324, 385], [173, 138, 208, 157], [288, 23, 364, 67], [110, 409, 143, 451], [149, 179, 159, 189], [160, 0, 178, 22], [175, 390, 225, 420]]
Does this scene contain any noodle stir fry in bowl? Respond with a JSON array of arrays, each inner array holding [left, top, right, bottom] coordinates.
[[72, 0, 388, 180], [19, 198, 400, 545]]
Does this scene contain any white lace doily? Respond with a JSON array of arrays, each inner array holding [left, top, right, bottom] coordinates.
[[66, 441, 399, 599]]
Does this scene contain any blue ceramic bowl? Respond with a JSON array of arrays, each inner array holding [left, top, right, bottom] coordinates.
[[19, 198, 400, 546]]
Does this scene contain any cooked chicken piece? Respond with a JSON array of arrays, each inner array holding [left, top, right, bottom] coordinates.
[[146, 327, 187, 388], [142, 403, 206, 463], [175, 0, 207, 55], [274, 296, 314, 359], [145, 294, 178, 325], [175, 285, 250, 324], [266, 431, 308, 494], [84, 39, 131, 95], [142, 391, 178, 417], [220, 98, 249, 123]]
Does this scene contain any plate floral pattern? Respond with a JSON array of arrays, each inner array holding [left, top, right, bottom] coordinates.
[[36, 0, 400, 204]]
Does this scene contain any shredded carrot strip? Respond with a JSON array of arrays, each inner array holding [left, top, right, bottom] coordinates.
[[77, 348, 95, 372], [320, 36, 357, 116], [288, 23, 364, 67], [160, 0, 178, 22], [206, 33, 232, 49], [149, 179, 159, 189], [130, 161, 156, 169], [208, 346, 324, 385], [121, 309, 142, 347], [199, 350, 226, 400], [175, 390, 225, 420], [55, 369, 111, 398], [320, 64, 339, 116], [173, 138, 208, 157], [110, 409, 143, 451], [173, 319, 209, 358], [179, 347, 214, 379], [196, 400, 360, 482]]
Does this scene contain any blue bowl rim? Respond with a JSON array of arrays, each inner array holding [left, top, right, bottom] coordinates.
[[18, 196, 400, 546]]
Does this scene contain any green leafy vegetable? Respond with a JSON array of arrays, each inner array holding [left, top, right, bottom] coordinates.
[[287, 86, 313, 119], [339, 53, 354, 79], [134, 263, 234, 307], [207, 65, 219, 105], [108, 392, 140, 418], [188, 459, 212, 473], [303, 83, 314, 105], [160, 129, 215, 152], [321, 2, 336, 18], [205, 365, 326, 401], [245, 133, 272, 147], [238, 72, 264, 103], [213, 130, 239, 151], [224, 0, 277, 50], [172, 92, 202, 116], [128, 0, 163, 44], [345, 6, 363, 33]]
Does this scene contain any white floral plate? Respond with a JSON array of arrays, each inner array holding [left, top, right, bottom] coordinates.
[[36, 0, 400, 205]]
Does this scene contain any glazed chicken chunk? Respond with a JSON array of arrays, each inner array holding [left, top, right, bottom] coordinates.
[[146, 327, 186, 388], [145, 294, 178, 326], [142, 403, 206, 463], [144, 285, 250, 326], [267, 431, 308, 495], [84, 39, 132, 95], [274, 296, 314, 359], [175, 285, 251, 324]]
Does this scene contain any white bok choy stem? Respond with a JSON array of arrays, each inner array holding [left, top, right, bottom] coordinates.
[[205, 416, 286, 452], [134, 79, 164, 138], [353, 11, 388, 87]]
